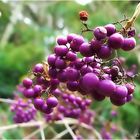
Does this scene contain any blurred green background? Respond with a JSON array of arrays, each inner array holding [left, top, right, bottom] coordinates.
[[0, 0, 140, 139]]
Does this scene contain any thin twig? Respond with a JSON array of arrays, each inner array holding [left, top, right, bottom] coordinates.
[[63, 119, 77, 139], [52, 125, 76, 139], [0, 121, 43, 131], [40, 124, 45, 140], [23, 124, 48, 139], [0, 98, 17, 104]]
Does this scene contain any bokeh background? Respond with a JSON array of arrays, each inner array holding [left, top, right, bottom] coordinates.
[[0, 0, 140, 139]]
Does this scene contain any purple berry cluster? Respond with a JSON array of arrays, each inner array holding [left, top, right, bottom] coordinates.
[[10, 96, 36, 123], [44, 91, 93, 123], [21, 23, 136, 117]]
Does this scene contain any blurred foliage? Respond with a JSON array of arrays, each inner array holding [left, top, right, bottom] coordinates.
[[0, 0, 140, 139]]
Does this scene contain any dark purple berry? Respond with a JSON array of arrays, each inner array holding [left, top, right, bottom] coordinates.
[[108, 33, 124, 49], [105, 24, 116, 36], [46, 97, 58, 108], [93, 26, 107, 40], [121, 37, 136, 51]]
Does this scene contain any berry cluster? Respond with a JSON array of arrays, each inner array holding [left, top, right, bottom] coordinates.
[[21, 19, 136, 115], [10, 96, 36, 123], [44, 90, 94, 125]]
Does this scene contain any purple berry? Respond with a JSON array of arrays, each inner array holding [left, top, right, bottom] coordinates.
[[90, 39, 102, 51], [67, 81, 79, 91], [50, 79, 59, 90], [51, 89, 62, 96], [112, 85, 128, 99], [57, 70, 67, 82], [41, 104, 53, 114], [48, 68, 57, 78], [46, 96, 58, 108], [33, 85, 42, 97], [97, 45, 112, 59], [48, 54, 57, 66], [66, 51, 77, 61], [79, 42, 93, 57], [55, 57, 66, 69], [98, 80, 116, 96], [22, 78, 32, 88], [108, 33, 124, 49], [80, 65, 93, 76], [121, 37, 136, 51], [66, 67, 80, 81], [23, 88, 35, 98], [81, 73, 99, 92], [93, 26, 107, 40], [34, 98, 44, 110], [105, 24, 116, 36], [57, 36, 67, 45], [67, 33, 76, 43], [74, 58, 84, 69], [70, 35, 84, 52], [54, 45, 68, 56], [33, 63, 44, 73]]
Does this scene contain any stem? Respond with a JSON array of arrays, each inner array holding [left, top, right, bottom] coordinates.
[[124, 2, 140, 30], [52, 125, 76, 139], [63, 119, 77, 139], [0, 121, 43, 131], [40, 125, 45, 140], [0, 98, 17, 104]]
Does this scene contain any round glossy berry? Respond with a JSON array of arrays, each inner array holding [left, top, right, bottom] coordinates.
[[54, 45, 68, 56], [105, 24, 116, 36], [79, 43, 93, 57], [112, 85, 128, 99], [67, 81, 79, 91], [121, 37, 136, 51], [51, 89, 62, 96], [48, 68, 57, 78], [57, 36, 67, 45], [81, 73, 99, 91], [108, 33, 124, 49], [70, 35, 84, 52], [66, 51, 77, 61], [33, 63, 44, 73], [67, 33, 76, 43], [80, 65, 93, 76], [46, 97, 58, 108], [98, 80, 116, 96], [41, 104, 53, 114], [34, 98, 44, 110], [66, 67, 79, 81], [74, 58, 84, 69], [23, 78, 32, 88], [55, 57, 66, 69], [33, 85, 42, 97], [97, 45, 112, 59], [23, 88, 35, 98], [50, 79, 59, 90], [57, 70, 67, 82], [48, 54, 57, 66], [90, 39, 102, 51], [93, 26, 107, 40]]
